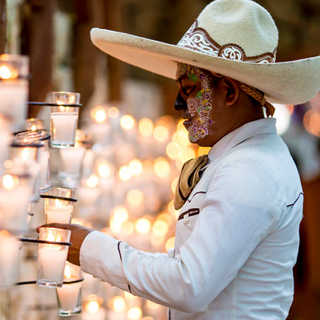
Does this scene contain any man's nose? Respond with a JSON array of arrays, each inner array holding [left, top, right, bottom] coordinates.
[[174, 92, 188, 111]]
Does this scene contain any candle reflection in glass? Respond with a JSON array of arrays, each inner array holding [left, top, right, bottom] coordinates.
[[56, 262, 83, 316]]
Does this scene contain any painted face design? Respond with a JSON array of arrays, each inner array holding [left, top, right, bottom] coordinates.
[[177, 63, 215, 142]]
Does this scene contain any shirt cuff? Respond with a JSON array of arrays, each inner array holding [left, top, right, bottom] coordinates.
[[80, 231, 129, 291]]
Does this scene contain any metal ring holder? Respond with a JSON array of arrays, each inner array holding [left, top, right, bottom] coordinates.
[[16, 237, 81, 286], [27, 102, 82, 107]]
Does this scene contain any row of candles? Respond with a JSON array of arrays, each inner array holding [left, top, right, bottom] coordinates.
[[0, 53, 204, 320], [0, 54, 88, 317]]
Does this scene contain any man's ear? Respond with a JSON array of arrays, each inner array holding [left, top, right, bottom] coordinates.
[[221, 77, 240, 106]]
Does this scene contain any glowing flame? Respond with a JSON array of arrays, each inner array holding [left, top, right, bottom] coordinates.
[[2, 174, 15, 190], [21, 148, 30, 161], [0, 65, 18, 79], [55, 199, 63, 208], [45, 230, 56, 241], [91, 106, 107, 123], [64, 264, 71, 280]]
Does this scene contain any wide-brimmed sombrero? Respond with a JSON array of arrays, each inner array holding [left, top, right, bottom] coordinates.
[[90, 0, 320, 105]]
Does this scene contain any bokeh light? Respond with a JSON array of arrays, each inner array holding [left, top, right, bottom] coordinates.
[[139, 118, 154, 137], [120, 115, 135, 130]]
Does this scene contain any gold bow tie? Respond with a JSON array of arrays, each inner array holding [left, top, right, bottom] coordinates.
[[174, 155, 209, 210]]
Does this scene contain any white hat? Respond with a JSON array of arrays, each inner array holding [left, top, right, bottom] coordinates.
[[90, 0, 320, 105]]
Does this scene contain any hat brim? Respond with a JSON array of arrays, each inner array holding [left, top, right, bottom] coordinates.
[[91, 28, 320, 105]]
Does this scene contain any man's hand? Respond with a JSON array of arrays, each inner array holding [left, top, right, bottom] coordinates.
[[36, 223, 93, 266]]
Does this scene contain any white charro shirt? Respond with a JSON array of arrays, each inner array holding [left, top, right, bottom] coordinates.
[[80, 118, 303, 320]]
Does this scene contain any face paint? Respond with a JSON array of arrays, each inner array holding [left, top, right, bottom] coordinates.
[[177, 63, 216, 142]]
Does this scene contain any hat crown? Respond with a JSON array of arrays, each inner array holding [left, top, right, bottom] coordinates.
[[178, 0, 278, 63]]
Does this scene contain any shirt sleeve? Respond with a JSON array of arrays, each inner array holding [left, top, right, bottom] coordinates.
[[80, 155, 286, 313]]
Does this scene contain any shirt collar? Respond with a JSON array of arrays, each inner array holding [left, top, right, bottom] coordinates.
[[208, 118, 277, 162]]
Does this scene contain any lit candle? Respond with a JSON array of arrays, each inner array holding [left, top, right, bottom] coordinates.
[[0, 54, 29, 130], [37, 227, 71, 288], [42, 187, 76, 223], [56, 262, 82, 316], [0, 230, 20, 287], [59, 143, 86, 188], [50, 92, 80, 148], [77, 175, 100, 208], [14, 129, 52, 192], [45, 199, 73, 224]]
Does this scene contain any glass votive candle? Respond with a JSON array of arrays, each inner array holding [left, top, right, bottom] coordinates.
[[0, 230, 20, 287], [37, 227, 71, 288], [15, 129, 52, 192], [0, 54, 29, 130], [56, 262, 83, 316], [41, 187, 76, 224], [50, 92, 81, 148]]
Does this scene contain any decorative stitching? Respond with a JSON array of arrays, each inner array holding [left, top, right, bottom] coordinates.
[[178, 208, 200, 221], [177, 20, 276, 64], [187, 191, 207, 203], [286, 192, 304, 207]]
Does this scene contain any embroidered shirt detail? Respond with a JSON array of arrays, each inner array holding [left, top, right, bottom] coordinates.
[[177, 20, 276, 64], [178, 208, 200, 221]]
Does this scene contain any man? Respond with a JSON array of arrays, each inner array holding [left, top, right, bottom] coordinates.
[[42, 0, 320, 319]]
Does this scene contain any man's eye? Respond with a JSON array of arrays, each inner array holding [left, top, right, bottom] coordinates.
[[182, 85, 195, 96]]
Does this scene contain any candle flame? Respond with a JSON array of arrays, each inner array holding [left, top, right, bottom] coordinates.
[[21, 148, 30, 161], [0, 65, 18, 79], [2, 174, 15, 190], [55, 199, 62, 208], [46, 229, 61, 242], [64, 264, 71, 280], [31, 125, 37, 131]]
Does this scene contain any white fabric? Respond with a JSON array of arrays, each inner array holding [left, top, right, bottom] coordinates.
[[80, 118, 303, 320]]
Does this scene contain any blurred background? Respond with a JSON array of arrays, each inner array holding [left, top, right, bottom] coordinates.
[[1, 0, 320, 319]]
